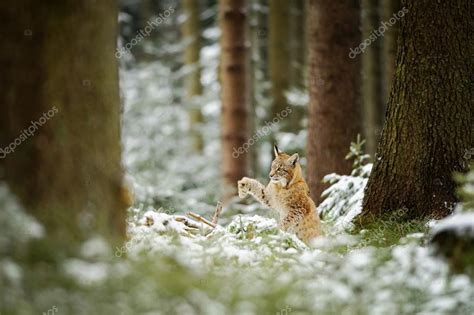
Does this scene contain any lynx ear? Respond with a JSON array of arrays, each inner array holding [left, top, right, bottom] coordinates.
[[274, 145, 281, 157], [287, 153, 299, 166]]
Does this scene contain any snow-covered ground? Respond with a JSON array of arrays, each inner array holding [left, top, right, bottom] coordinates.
[[1, 176, 473, 314]]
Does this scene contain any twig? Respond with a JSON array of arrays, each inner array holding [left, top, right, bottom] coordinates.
[[186, 211, 217, 228], [174, 215, 202, 229], [211, 201, 223, 225]]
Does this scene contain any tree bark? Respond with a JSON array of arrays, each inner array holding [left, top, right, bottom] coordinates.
[[361, 0, 384, 158], [0, 0, 128, 246], [361, 0, 473, 221], [182, 0, 204, 152], [307, 0, 362, 205], [268, 0, 291, 124], [219, 0, 249, 201]]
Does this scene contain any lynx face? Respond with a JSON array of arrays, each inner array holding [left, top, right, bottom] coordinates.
[[269, 146, 299, 187]]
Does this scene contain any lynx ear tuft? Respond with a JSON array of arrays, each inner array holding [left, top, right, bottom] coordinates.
[[287, 153, 299, 166], [274, 145, 281, 157]]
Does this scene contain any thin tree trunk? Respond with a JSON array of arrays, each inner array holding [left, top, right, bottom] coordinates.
[[289, 0, 306, 90], [0, 0, 127, 246], [219, 0, 249, 201], [268, 0, 290, 125], [182, 0, 204, 152], [307, 0, 362, 205], [361, 0, 384, 157], [289, 0, 306, 129], [362, 0, 473, 221], [249, 0, 268, 176], [135, 0, 154, 61], [381, 0, 400, 110]]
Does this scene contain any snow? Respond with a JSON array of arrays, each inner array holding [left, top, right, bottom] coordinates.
[[0, 183, 44, 250], [318, 164, 372, 231], [430, 212, 474, 238], [63, 259, 109, 286], [80, 236, 112, 259], [1, 259, 22, 285]]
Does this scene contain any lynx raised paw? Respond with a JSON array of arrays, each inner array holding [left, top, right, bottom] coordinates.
[[237, 177, 251, 198]]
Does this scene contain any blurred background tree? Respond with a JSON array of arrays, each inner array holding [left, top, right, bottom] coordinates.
[[0, 0, 127, 248], [182, 0, 205, 152], [219, 0, 250, 201], [306, 0, 362, 205]]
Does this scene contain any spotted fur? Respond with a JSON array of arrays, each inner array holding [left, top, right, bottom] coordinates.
[[238, 145, 321, 243]]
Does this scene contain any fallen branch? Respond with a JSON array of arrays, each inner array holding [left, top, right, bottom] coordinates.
[[174, 215, 201, 229], [186, 211, 217, 229]]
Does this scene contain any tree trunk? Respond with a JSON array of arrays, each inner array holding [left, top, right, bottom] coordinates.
[[249, 0, 269, 176], [268, 0, 290, 125], [288, 0, 306, 129], [182, 0, 204, 152], [248, 0, 264, 176], [219, 0, 249, 201], [381, 0, 400, 110], [307, 0, 362, 205], [289, 0, 306, 90], [361, 0, 473, 221], [0, 0, 128, 246], [361, 0, 384, 157]]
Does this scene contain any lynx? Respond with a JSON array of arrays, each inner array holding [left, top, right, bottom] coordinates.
[[238, 145, 321, 243]]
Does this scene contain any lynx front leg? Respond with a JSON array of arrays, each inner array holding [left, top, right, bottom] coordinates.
[[237, 177, 271, 207]]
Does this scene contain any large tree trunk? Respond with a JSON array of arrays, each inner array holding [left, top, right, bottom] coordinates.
[[307, 0, 362, 205], [362, 0, 473, 221], [219, 0, 249, 201], [268, 0, 290, 124], [0, 1, 127, 246], [361, 0, 384, 158], [182, 0, 204, 152]]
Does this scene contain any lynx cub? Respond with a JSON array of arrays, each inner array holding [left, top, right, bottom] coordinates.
[[237, 145, 321, 243]]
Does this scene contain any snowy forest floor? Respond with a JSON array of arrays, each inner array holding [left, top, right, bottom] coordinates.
[[1, 59, 473, 315]]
